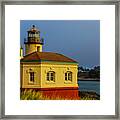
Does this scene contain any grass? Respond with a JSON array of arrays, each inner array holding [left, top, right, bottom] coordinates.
[[80, 91, 100, 100], [20, 89, 100, 100], [20, 89, 43, 100]]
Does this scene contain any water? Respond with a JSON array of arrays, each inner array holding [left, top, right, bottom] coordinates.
[[78, 80, 100, 95]]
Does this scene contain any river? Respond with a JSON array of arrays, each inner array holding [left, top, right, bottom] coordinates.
[[78, 80, 100, 95]]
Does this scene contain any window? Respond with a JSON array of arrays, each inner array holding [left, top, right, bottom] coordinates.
[[35, 32, 39, 37], [65, 71, 72, 81], [46, 71, 55, 82], [29, 33, 33, 37], [65, 73, 67, 80], [32, 33, 35, 38], [29, 72, 34, 82]]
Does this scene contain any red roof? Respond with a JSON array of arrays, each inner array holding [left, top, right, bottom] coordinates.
[[21, 52, 77, 63], [27, 25, 40, 32]]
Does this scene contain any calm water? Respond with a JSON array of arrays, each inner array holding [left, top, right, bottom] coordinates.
[[78, 80, 100, 95]]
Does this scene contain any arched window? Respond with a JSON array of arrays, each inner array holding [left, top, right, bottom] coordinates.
[[65, 71, 72, 81], [28, 69, 35, 83], [29, 72, 34, 82], [46, 71, 55, 82]]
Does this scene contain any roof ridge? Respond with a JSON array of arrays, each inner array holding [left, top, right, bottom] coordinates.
[[21, 51, 36, 59], [21, 51, 78, 63], [36, 52, 41, 59], [41, 51, 55, 54], [55, 53, 77, 62]]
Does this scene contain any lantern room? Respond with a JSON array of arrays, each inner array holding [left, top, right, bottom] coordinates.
[[24, 25, 44, 55], [24, 25, 44, 44]]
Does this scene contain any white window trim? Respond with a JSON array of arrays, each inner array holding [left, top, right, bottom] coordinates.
[[46, 71, 55, 83], [64, 71, 72, 82]]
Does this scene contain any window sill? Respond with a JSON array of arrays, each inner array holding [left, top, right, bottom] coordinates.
[[46, 81, 55, 84], [64, 81, 72, 84], [28, 82, 34, 85]]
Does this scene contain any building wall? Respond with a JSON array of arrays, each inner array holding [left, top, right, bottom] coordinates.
[[41, 62, 78, 88], [25, 44, 42, 55], [20, 62, 78, 88], [20, 63, 41, 88]]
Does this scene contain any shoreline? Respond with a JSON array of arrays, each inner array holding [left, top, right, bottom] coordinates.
[[79, 91, 100, 100], [78, 78, 100, 81]]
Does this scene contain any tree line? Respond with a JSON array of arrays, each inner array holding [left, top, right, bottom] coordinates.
[[78, 66, 100, 79]]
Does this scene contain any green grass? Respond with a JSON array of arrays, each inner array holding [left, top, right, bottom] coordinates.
[[20, 89, 43, 100]]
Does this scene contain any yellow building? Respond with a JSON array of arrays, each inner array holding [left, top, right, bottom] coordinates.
[[20, 25, 79, 99]]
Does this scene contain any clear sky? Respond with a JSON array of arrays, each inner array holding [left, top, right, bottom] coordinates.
[[20, 20, 100, 68]]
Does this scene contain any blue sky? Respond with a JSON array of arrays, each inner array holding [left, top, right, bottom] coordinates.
[[20, 20, 100, 68]]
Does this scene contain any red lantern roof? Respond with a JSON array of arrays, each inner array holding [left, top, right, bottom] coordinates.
[[28, 25, 40, 32]]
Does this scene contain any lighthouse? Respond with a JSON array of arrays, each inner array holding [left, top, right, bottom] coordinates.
[[24, 25, 44, 55], [20, 25, 79, 100]]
